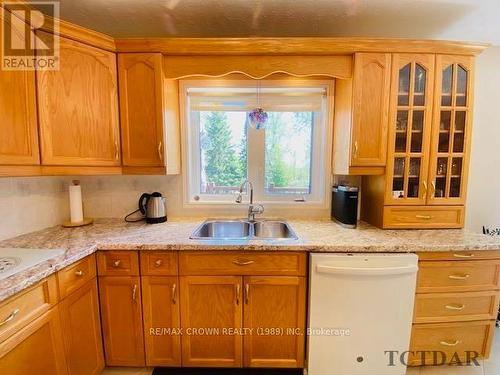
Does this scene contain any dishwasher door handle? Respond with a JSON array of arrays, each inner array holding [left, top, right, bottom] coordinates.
[[316, 264, 418, 276]]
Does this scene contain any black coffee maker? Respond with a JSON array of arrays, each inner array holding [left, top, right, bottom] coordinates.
[[331, 185, 359, 228]]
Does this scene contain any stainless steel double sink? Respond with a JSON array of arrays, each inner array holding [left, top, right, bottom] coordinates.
[[190, 219, 298, 240]]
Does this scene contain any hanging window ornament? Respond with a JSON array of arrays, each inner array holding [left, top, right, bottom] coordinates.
[[248, 82, 268, 130]]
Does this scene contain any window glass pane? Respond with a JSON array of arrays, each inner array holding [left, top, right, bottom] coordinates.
[[199, 111, 247, 194], [265, 112, 313, 195], [441, 65, 453, 106], [398, 64, 411, 106], [414, 64, 426, 106]]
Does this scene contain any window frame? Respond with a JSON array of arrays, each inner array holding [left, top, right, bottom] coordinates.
[[179, 79, 334, 209]]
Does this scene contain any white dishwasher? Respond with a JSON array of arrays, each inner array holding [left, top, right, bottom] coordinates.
[[307, 253, 418, 375]]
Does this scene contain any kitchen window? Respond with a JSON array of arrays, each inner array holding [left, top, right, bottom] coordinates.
[[180, 80, 333, 206]]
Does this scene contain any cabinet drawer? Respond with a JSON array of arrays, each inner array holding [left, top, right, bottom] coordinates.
[[414, 291, 500, 323], [179, 252, 306, 276], [97, 251, 139, 276], [57, 254, 96, 299], [383, 206, 464, 229], [0, 275, 58, 343], [140, 252, 178, 276], [409, 320, 495, 365], [417, 260, 500, 293]]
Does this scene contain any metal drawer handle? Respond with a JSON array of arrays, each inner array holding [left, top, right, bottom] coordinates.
[[232, 259, 255, 266], [75, 270, 84, 277], [445, 304, 465, 311], [0, 309, 20, 327], [453, 253, 475, 258], [112, 260, 122, 268], [416, 215, 432, 220], [235, 284, 241, 305], [172, 283, 177, 304], [448, 274, 470, 280], [155, 259, 163, 267], [440, 340, 461, 347]]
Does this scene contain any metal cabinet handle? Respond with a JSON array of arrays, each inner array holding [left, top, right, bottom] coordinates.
[[448, 274, 470, 280], [235, 284, 241, 305], [244, 284, 250, 305], [172, 283, 177, 304], [440, 340, 461, 347], [445, 304, 466, 311], [114, 141, 120, 160], [353, 141, 359, 159], [416, 215, 432, 220], [132, 284, 138, 302], [0, 309, 20, 327], [75, 270, 84, 277], [113, 260, 121, 268], [232, 259, 255, 266], [453, 253, 475, 258], [158, 142, 163, 161], [431, 181, 436, 198], [422, 181, 428, 199], [154, 259, 163, 267]]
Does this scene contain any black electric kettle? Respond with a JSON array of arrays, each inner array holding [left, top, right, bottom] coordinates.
[[125, 192, 167, 224]]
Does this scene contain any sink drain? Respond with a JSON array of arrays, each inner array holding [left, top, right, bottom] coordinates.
[[0, 257, 21, 274]]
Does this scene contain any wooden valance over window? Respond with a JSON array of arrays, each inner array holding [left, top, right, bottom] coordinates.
[[163, 55, 352, 80]]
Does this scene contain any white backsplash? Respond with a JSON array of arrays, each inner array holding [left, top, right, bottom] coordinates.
[[0, 177, 71, 240]]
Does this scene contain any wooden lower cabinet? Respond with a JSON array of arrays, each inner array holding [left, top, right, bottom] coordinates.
[[243, 276, 306, 368], [180, 276, 243, 367], [142, 276, 181, 366], [59, 279, 104, 375], [0, 307, 68, 375], [98, 276, 145, 366]]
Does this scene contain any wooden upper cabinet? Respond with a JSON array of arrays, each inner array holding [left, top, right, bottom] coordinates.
[[59, 280, 104, 375], [351, 52, 391, 167], [98, 276, 145, 366], [428, 55, 474, 206], [119, 53, 164, 167], [243, 276, 306, 368], [0, 11, 39, 166], [180, 276, 242, 367], [37, 33, 120, 166], [385, 54, 435, 205]]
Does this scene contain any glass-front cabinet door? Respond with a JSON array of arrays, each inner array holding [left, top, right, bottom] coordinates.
[[428, 55, 474, 205], [385, 54, 435, 205]]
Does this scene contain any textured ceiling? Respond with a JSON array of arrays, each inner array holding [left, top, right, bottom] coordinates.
[[31, 0, 500, 44]]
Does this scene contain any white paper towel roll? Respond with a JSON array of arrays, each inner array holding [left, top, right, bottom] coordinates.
[[69, 180, 84, 223]]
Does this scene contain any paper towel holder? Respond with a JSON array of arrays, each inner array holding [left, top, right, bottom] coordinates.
[[62, 180, 94, 228]]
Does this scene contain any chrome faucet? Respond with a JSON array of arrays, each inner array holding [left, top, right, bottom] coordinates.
[[235, 180, 264, 221]]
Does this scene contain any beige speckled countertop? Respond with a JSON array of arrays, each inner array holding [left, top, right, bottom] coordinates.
[[1, 218, 499, 302]]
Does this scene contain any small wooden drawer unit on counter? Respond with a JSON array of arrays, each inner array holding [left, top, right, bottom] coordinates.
[[96, 250, 307, 369], [409, 251, 500, 366], [0, 254, 104, 375]]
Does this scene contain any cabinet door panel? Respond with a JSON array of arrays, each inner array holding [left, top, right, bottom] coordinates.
[[351, 52, 391, 167], [0, 307, 67, 375], [59, 279, 104, 375], [385, 54, 434, 205], [142, 276, 181, 366], [119, 53, 164, 167], [180, 276, 242, 367], [428, 55, 474, 205], [98, 276, 145, 366], [243, 276, 306, 368], [0, 11, 39, 165], [37, 33, 120, 166]]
